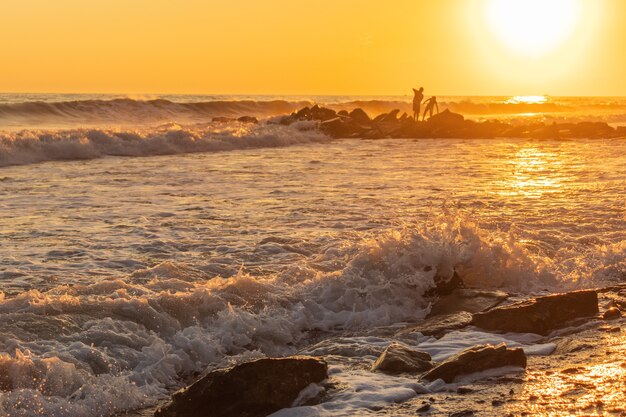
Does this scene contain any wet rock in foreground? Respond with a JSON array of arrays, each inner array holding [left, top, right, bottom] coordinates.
[[397, 311, 473, 338], [423, 343, 527, 383], [427, 288, 509, 317], [155, 356, 328, 417], [371, 343, 433, 374], [472, 290, 599, 335]]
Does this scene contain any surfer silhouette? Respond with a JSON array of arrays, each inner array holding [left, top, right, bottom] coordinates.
[[412, 87, 424, 121], [422, 96, 439, 121]]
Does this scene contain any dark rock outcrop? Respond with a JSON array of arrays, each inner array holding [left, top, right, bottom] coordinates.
[[428, 289, 508, 317], [155, 356, 328, 417], [237, 116, 259, 124], [603, 307, 622, 320], [278, 105, 620, 139], [348, 108, 371, 124], [472, 290, 599, 335], [373, 109, 400, 124], [427, 109, 465, 129], [424, 270, 465, 298], [212, 116, 235, 123], [371, 343, 433, 374], [320, 117, 366, 138], [397, 311, 473, 338], [422, 343, 527, 383]]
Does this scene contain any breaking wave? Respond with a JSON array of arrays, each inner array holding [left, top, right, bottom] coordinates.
[[0, 99, 310, 127], [0, 121, 329, 167], [2, 96, 626, 130], [0, 213, 559, 416]]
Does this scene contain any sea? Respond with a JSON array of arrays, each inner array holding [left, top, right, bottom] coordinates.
[[0, 94, 624, 416]]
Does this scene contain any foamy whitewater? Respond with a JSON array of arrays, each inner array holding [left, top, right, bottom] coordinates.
[[0, 94, 625, 416]]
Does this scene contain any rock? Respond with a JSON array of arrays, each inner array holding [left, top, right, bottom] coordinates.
[[422, 343, 527, 383], [450, 410, 475, 417], [372, 109, 400, 123], [237, 116, 258, 124], [320, 117, 364, 138], [424, 270, 465, 298], [310, 105, 337, 121], [295, 106, 312, 120], [300, 337, 385, 357], [603, 307, 622, 320], [155, 356, 328, 417], [371, 343, 433, 374], [427, 109, 465, 129], [472, 290, 599, 335], [428, 289, 509, 317], [417, 403, 431, 412], [570, 121, 614, 138], [397, 311, 473, 338], [212, 116, 235, 123], [278, 105, 618, 139], [348, 108, 371, 124]]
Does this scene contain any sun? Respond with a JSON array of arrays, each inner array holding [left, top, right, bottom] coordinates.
[[484, 0, 583, 57]]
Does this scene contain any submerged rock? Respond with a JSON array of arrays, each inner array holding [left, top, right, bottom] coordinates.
[[422, 343, 527, 383], [472, 290, 599, 335], [371, 343, 433, 374], [603, 307, 622, 320], [424, 270, 465, 298], [237, 116, 259, 124], [428, 288, 509, 317], [397, 311, 473, 338], [155, 356, 328, 417], [212, 116, 235, 123]]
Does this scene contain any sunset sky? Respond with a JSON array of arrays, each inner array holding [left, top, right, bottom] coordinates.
[[1, 0, 625, 96]]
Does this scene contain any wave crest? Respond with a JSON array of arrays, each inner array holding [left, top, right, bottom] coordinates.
[[0, 121, 328, 167]]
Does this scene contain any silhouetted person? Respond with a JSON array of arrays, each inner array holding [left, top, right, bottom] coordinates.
[[412, 87, 424, 121], [422, 96, 439, 121]]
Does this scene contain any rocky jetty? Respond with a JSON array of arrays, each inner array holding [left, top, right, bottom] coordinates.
[[155, 357, 328, 417], [277, 105, 624, 139]]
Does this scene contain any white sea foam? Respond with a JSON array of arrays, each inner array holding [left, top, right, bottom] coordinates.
[[277, 329, 554, 416], [0, 121, 328, 167], [0, 216, 554, 416]]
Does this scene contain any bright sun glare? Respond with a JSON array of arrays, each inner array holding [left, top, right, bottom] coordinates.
[[484, 0, 583, 57]]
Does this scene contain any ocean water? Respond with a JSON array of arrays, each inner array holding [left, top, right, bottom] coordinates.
[[0, 94, 625, 416]]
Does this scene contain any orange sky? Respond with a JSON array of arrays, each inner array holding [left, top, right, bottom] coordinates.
[[0, 0, 624, 96]]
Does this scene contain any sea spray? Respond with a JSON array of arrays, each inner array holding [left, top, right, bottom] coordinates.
[[0, 121, 328, 167], [0, 215, 552, 416]]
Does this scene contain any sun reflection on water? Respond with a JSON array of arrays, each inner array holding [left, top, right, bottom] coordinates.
[[506, 95, 549, 104], [497, 145, 565, 197], [509, 331, 626, 416]]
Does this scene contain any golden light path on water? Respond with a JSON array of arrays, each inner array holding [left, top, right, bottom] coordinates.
[[507, 328, 626, 416], [506, 95, 549, 105], [496, 146, 566, 198]]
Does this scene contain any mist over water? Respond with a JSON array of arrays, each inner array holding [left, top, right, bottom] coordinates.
[[0, 94, 625, 416]]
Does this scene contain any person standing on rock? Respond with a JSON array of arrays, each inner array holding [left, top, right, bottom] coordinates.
[[412, 87, 424, 121], [422, 96, 439, 121]]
